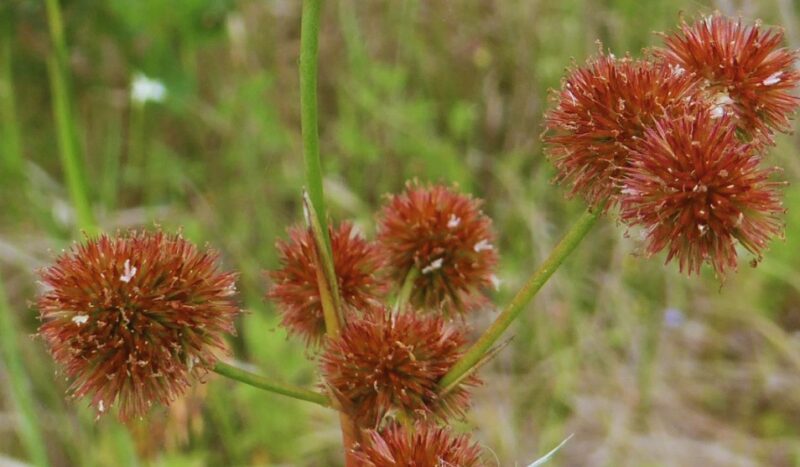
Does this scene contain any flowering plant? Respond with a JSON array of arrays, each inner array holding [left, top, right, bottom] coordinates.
[[35, 10, 797, 466]]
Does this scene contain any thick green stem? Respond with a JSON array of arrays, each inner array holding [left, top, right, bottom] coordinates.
[[213, 362, 330, 407], [300, 0, 327, 233], [45, 0, 96, 234], [0, 275, 50, 467], [299, 3, 361, 465], [299, 2, 343, 335], [439, 206, 602, 390]]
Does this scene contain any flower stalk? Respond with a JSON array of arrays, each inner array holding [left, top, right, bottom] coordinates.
[[300, 0, 327, 242], [439, 205, 603, 390], [213, 362, 330, 407], [299, 1, 360, 464]]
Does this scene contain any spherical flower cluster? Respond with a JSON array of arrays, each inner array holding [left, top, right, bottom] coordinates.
[[268, 222, 387, 344], [544, 14, 796, 276], [657, 14, 800, 140], [36, 231, 240, 420], [353, 423, 486, 467], [320, 306, 479, 427], [621, 110, 784, 276], [544, 54, 700, 208], [376, 183, 498, 315]]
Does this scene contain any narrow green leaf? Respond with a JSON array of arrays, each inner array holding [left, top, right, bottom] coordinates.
[[0, 275, 50, 467], [527, 434, 574, 467]]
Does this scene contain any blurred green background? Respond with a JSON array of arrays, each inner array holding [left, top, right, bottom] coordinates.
[[2, 0, 800, 465]]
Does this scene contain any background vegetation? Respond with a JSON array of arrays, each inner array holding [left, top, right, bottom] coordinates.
[[2, 0, 800, 465]]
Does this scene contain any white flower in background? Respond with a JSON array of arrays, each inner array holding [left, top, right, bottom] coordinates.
[[131, 72, 167, 104]]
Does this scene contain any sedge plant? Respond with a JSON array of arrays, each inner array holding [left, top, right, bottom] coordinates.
[[32, 7, 800, 466]]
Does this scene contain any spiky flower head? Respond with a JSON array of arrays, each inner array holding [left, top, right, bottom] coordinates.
[[268, 222, 387, 345], [620, 109, 784, 276], [376, 183, 498, 315], [320, 307, 479, 427], [544, 54, 700, 208], [353, 422, 486, 467], [657, 14, 800, 140], [36, 231, 239, 420]]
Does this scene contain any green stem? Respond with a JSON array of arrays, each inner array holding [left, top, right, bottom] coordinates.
[[439, 206, 602, 390], [300, 0, 327, 232], [394, 267, 419, 311], [299, 3, 361, 465], [213, 362, 330, 407], [300, 0, 343, 336], [45, 0, 96, 234], [0, 15, 23, 177], [0, 274, 50, 467]]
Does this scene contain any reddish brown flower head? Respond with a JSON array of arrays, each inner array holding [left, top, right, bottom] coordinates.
[[620, 110, 784, 276], [36, 231, 240, 420], [320, 307, 479, 427], [354, 422, 486, 467], [657, 14, 800, 140], [544, 54, 701, 207], [268, 222, 387, 345], [376, 183, 498, 315]]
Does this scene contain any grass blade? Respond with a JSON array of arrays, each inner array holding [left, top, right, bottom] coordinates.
[[0, 275, 50, 467], [45, 0, 96, 233], [527, 434, 573, 467]]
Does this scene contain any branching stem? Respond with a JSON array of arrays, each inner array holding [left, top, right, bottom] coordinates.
[[213, 362, 330, 407], [439, 205, 603, 390]]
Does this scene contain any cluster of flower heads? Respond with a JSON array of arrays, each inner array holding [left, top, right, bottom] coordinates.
[[545, 13, 798, 277], [37, 182, 496, 463], [267, 182, 498, 461], [269, 182, 498, 330]]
